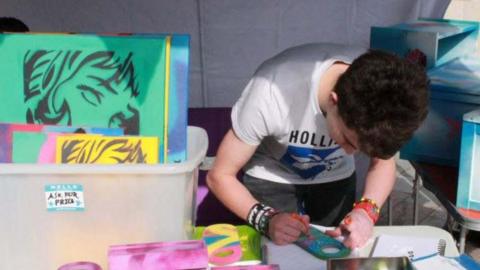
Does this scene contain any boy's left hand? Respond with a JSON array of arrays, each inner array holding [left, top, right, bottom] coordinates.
[[325, 208, 374, 249]]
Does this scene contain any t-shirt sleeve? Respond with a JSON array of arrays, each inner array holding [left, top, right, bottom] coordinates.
[[231, 71, 283, 146]]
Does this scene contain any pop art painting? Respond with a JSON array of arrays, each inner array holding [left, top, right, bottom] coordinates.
[[0, 32, 189, 163]]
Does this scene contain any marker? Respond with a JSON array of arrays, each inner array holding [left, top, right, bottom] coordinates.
[[291, 212, 311, 238]]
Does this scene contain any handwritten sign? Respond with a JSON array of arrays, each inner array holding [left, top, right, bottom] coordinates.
[[45, 184, 85, 212]]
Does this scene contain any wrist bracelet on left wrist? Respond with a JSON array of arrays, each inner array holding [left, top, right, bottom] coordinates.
[[353, 197, 380, 224]]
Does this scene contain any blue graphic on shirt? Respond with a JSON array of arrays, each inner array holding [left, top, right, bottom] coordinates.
[[280, 145, 343, 179]]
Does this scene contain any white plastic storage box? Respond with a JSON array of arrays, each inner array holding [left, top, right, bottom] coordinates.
[[400, 56, 480, 166], [0, 126, 208, 270]]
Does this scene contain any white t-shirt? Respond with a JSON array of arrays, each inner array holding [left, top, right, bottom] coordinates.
[[232, 43, 366, 185]]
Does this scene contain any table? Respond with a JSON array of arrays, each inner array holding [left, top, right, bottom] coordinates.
[[408, 161, 480, 253], [361, 225, 459, 257], [263, 225, 458, 270]]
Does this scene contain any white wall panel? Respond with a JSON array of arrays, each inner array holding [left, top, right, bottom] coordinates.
[[1, 0, 451, 107]]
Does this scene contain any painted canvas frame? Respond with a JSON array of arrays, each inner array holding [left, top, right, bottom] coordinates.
[[0, 32, 189, 163], [456, 109, 480, 213]]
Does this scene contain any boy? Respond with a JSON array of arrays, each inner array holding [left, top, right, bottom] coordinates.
[[207, 43, 429, 248]]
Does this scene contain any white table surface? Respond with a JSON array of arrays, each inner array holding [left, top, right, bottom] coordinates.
[[363, 225, 459, 257], [263, 225, 459, 270]]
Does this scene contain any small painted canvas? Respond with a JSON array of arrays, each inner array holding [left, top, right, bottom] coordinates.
[[0, 32, 189, 163], [1, 122, 123, 163], [202, 224, 243, 266], [56, 134, 158, 164], [194, 225, 262, 266], [456, 109, 480, 214], [108, 240, 208, 270], [0, 123, 42, 162], [12, 132, 69, 163]]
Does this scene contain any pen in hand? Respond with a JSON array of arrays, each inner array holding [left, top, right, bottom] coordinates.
[[291, 212, 312, 239]]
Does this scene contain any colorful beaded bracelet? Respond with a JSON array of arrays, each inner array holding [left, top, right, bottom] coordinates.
[[353, 197, 380, 224]]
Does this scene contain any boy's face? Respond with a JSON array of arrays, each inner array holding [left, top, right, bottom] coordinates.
[[324, 107, 359, 155]]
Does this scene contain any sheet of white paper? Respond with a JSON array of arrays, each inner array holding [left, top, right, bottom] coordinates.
[[264, 240, 326, 269], [262, 225, 335, 270], [413, 255, 468, 270], [371, 234, 441, 260]]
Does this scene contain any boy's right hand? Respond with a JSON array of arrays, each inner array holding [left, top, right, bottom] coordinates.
[[268, 213, 310, 245]]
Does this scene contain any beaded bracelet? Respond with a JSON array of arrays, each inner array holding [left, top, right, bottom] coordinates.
[[353, 197, 380, 224], [246, 203, 278, 235]]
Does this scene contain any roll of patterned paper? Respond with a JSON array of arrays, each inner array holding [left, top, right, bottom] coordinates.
[[57, 261, 102, 270]]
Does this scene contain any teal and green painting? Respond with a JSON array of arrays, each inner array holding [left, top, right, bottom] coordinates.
[[0, 32, 189, 163]]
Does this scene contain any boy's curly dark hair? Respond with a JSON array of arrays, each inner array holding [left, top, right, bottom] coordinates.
[[334, 49, 429, 159]]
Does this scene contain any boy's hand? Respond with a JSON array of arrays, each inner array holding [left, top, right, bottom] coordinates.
[[268, 213, 311, 245], [325, 208, 373, 249], [290, 213, 312, 238]]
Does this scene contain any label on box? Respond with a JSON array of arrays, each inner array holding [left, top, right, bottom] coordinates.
[[45, 184, 85, 212]]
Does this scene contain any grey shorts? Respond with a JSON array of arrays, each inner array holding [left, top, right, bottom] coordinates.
[[243, 173, 356, 226]]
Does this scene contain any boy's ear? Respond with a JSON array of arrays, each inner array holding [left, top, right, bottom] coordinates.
[[329, 92, 338, 105]]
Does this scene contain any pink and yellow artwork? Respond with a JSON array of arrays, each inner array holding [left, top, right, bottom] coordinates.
[[12, 132, 78, 164], [202, 224, 243, 266], [108, 240, 208, 270], [38, 133, 68, 164], [56, 134, 158, 164], [1, 122, 123, 163]]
